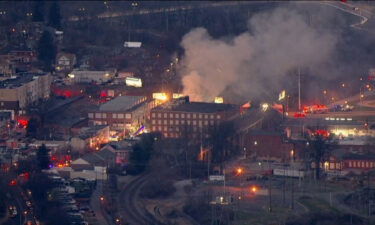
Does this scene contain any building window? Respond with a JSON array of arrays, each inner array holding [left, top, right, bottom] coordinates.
[[181, 114, 185, 118], [112, 114, 117, 119], [204, 114, 208, 119], [210, 121, 214, 126], [349, 161, 352, 167], [217, 115, 221, 119], [193, 121, 196, 125], [125, 114, 131, 119], [118, 114, 124, 119], [371, 162, 374, 167], [181, 120, 185, 125], [199, 121, 202, 126], [102, 113, 107, 118], [204, 121, 208, 125], [88, 113, 94, 118], [164, 113, 167, 118], [199, 114, 202, 119], [152, 113, 156, 118], [165, 133, 168, 137], [158, 113, 162, 118], [158, 120, 161, 125], [362, 162, 365, 167], [176, 127, 179, 131], [187, 114, 190, 119], [170, 120, 174, 125], [187, 121, 191, 125], [158, 126, 162, 130], [210, 115, 214, 119], [175, 120, 179, 125], [164, 127, 167, 131], [95, 113, 102, 118], [366, 162, 369, 168], [193, 114, 196, 119], [175, 114, 179, 119], [170, 113, 174, 118], [152, 120, 156, 124]]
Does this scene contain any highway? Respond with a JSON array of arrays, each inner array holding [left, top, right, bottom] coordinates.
[[118, 174, 162, 225], [321, 1, 373, 31]]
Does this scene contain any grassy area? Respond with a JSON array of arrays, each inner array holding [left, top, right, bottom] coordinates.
[[298, 196, 339, 214]]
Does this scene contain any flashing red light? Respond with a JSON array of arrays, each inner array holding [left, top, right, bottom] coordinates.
[[315, 129, 330, 137], [18, 119, 29, 127], [100, 90, 108, 98], [51, 155, 57, 161], [294, 112, 306, 118], [9, 179, 17, 186], [340, 0, 347, 2]]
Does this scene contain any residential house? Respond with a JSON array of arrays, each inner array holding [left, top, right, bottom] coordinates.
[[70, 125, 110, 152], [55, 52, 76, 73]]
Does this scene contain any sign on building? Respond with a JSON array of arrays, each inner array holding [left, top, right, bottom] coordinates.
[[124, 42, 142, 48], [209, 175, 225, 181], [125, 77, 142, 88]]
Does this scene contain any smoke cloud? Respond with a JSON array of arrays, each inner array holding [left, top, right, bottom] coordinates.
[[179, 6, 339, 102]]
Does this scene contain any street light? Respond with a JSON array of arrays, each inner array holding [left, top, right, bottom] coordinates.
[[236, 168, 243, 175]]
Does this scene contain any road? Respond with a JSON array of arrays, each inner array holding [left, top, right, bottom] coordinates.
[[90, 181, 109, 225], [67, 1, 269, 22], [118, 174, 162, 225], [321, 1, 373, 31]]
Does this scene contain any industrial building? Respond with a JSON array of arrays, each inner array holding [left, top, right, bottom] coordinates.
[[88, 96, 156, 134], [150, 97, 238, 138]]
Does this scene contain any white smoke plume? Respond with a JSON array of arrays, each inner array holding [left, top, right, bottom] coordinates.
[[179, 6, 338, 102]]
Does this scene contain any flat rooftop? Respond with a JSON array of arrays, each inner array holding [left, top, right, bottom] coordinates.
[[153, 101, 237, 113], [0, 73, 48, 89], [99, 96, 146, 112]]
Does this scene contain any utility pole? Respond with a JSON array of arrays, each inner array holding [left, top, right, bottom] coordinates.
[[298, 67, 301, 111]]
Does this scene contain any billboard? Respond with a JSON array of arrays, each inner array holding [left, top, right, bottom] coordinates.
[[125, 77, 142, 88], [124, 42, 142, 48]]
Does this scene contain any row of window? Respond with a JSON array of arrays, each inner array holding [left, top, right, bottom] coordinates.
[[347, 161, 375, 168], [151, 119, 216, 126], [152, 125, 212, 132], [151, 112, 221, 120], [89, 112, 132, 119]]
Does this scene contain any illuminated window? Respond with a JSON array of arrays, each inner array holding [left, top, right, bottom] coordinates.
[[152, 113, 156, 118], [165, 133, 168, 137], [175, 120, 179, 125], [158, 113, 161, 118], [175, 114, 179, 118], [158, 120, 161, 125], [164, 120, 168, 125], [187, 121, 191, 125], [210, 115, 214, 119], [164, 113, 167, 118], [102, 113, 107, 118], [170, 113, 174, 118], [181, 114, 185, 118], [362, 162, 365, 167], [112, 114, 117, 119], [126, 114, 131, 119], [204, 114, 208, 119], [158, 126, 162, 130], [217, 115, 221, 119], [199, 114, 202, 119], [193, 114, 196, 119], [88, 113, 94, 118], [176, 127, 179, 131], [371, 162, 374, 167], [199, 121, 202, 126], [366, 162, 369, 167], [164, 126, 167, 131], [204, 121, 208, 125], [152, 120, 155, 124], [181, 120, 185, 124], [349, 161, 352, 167], [152, 127, 156, 131], [187, 114, 190, 119], [95, 113, 102, 118], [118, 114, 124, 119], [170, 120, 174, 125], [193, 121, 196, 125]]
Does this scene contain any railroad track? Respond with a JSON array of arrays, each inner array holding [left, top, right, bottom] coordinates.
[[119, 174, 163, 225]]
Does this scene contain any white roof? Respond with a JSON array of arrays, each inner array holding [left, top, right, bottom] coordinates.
[[99, 96, 146, 111], [71, 158, 90, 165]]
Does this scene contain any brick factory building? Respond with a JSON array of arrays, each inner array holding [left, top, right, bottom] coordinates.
[[88, 96, 156, 134], [150, 97, 238, 138]]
